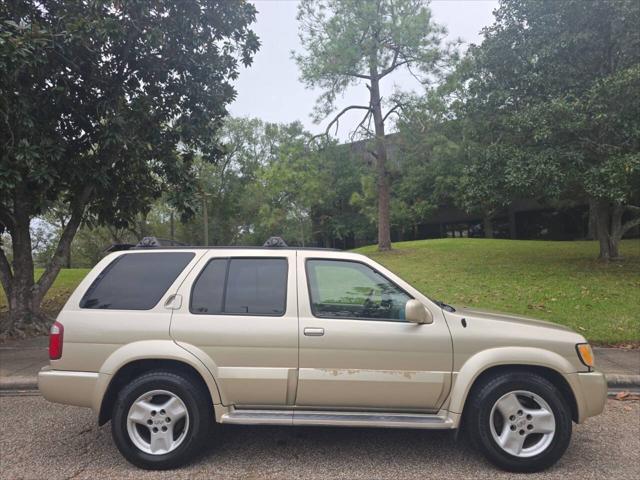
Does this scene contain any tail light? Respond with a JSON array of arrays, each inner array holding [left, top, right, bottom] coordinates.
[[49, 321, 64, 360]]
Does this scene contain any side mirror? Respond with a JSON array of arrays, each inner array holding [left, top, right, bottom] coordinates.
[[405, 299, 433, 324]]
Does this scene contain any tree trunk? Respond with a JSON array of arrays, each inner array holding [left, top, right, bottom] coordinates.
[[4, 194, 40, 332], [64, 248, 71, 269], [170, 211, 175, 242], [587, 198, 598, 240], [202, 196, 209, 246], [483, 216, 494, 239], [2, 187, 89, 335], [592, 199, 636, 261], [369, 74, 391, 251], [508, 208, 517, 239]]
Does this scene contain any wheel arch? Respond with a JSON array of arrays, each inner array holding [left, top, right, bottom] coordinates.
[[448, 347, 580, 423], [458, 364, 579, 424], [94, 341, 222, 426]]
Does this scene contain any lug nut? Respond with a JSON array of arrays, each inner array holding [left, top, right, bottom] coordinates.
[[160, 409, 166, 415], [527, 424, 533, 430], [519, 430, 525, 435], [510, 425, 516, 431], [147, 419, 153, 425], [517, 410, 523, 416], [166, 417, 171, 423], [509, 415, 516, 421], [161, 426, 167, 432], [526, 414, 532, 420], [152, 427, 158, 433], [151, 410, 156, 416]]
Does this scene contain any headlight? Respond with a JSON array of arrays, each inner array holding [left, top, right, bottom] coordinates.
[[576, 343, 594, 368]]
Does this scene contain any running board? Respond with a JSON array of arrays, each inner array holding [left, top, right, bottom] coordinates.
[[219, 409, 455, 429]]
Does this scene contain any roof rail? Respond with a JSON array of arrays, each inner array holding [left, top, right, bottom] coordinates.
[[104, 236, 187, 252], [104, 243, 136, 253]]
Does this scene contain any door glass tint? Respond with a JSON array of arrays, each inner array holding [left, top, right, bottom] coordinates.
[[190, 259, 227, 313], [80, 252, 194, 310], [190, 258, 288, 316], [306, 260, 411, 321]]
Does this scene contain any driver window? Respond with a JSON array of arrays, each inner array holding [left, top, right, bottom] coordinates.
[[306, 259, 411, 322]]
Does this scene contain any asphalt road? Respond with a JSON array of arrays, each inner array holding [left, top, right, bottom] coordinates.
[[0, 396, 638, 480]]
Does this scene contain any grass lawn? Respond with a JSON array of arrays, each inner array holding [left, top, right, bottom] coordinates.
[[1, 239, 638, 344], [356, 239, 640, 345]]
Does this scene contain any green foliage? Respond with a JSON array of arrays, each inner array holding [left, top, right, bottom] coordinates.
[[293, 0, 450, 121], [461, 0, 640, 208], [0, 1, 259, 328], [294, 0, 455, 250], [394, 0, 640, 254], [0, 1, 259, 229]]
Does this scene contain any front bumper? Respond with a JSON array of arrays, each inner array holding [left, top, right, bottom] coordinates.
[[567, 371, 607, 423], [38, 367, 99, 408]]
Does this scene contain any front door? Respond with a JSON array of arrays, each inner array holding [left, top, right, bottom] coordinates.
[[296, 253, 452, 411], [171, 250, 298, 407]]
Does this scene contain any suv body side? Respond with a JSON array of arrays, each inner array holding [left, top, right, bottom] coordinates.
[[38, 248, 605, 429]]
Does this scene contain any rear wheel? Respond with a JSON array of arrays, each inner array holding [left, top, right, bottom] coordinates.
[[111, 370, 213, 469], [466, 371, 572, 472]]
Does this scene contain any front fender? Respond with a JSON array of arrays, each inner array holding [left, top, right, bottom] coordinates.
[[92, 340, 223, 412], [447, 346, 577, 415]]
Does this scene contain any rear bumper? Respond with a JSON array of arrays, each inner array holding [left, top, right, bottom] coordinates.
[[567, 371, 607, 423], [38, 367, 99, 409]]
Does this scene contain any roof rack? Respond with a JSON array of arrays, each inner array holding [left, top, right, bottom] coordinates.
[[104, 236, 340, 252], [263, 236, 288, 247], [104, 236, 187, 252]]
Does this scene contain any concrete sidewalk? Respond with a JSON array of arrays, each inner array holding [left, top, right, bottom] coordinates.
[[1, 336, 639, 391]]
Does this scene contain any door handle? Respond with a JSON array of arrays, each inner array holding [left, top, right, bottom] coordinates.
[[304, 327, 325, 337]]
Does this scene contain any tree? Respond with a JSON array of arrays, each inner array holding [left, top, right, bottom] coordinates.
[[293, 0, 452, 251], [0, 1, 259, 333], [461, 0, 640, 259]]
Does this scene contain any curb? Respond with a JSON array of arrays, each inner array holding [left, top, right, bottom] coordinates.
[[1, 374, 639, 394], [0, 376, 38, 391], [606, 374, 640, 389]]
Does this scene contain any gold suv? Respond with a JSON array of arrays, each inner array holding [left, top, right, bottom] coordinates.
[[38, 244, 606, 472]]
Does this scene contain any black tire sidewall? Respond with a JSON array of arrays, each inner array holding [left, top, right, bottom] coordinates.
[[469, 372, 572, 472], [111, 371, 211, 470]]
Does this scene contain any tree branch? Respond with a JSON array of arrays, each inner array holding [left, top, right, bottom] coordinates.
[[625, 205, 640, 214], [350, 109, 374, 141], [621, 211, 640, 237], [0, 241, 12, 299], [382, 103, 403, 124], [345, 71, 372, 80], [312, 105, 373, 141], [382, 50, 400, 76], [378, 46, 414, 79], [34, 186, 92, 305], [0, 205, 15, 231]]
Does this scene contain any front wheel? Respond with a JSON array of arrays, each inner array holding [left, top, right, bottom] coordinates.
[[111, 370, 213, 469], [466, 371, 572, 472]]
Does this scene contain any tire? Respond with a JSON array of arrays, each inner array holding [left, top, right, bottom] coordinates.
[[111, 370, 213, 470], [466, 371, 572, 472]]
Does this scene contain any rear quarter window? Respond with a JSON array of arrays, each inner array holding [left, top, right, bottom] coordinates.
[[80, 252, 194, 310]]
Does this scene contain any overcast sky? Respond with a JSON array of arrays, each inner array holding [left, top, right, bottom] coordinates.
[[229, 0, 499, 140]]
